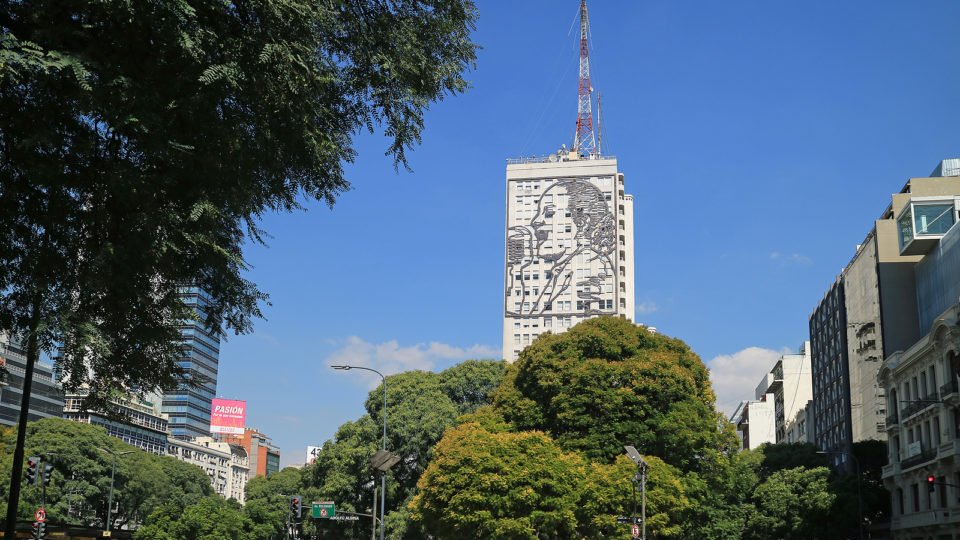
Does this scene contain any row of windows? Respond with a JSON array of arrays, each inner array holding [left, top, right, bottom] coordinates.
[[893, 473, 958, 516], [513, 300, 613, 313], [512, 317, 574, 330], [511, 176, 614, 192], [514, 267, 608, 283], [512, 285, 614, 298], [890, 410, 960, 462]]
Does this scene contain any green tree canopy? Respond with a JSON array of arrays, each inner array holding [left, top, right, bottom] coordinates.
[[411, 416, 586, 540], [135, 497, 251, 540], [242, 466, 306, 540], [0, 418, 213, 529], [298, 360, 506, 539], [410, 410, 691, 539], [744, 466, 836, 540], [492, 317, 734, 470], [438, 358, 508, 415]]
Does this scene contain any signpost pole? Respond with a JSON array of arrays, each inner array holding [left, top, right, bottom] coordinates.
[[371, 484, 377, 540]]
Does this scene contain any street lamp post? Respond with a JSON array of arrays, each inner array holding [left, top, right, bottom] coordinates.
[[98, 447, 133, 533], [333, 365, 387, 540], [818, 450, 862, 540], [624, 446, 647, 540]]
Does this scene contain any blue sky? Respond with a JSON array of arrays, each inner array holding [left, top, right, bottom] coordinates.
[[216, 0, 960, 467]]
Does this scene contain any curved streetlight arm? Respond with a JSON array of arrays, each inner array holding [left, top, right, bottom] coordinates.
[[330, 365, 386, 452], [331, 364, 387, 540]]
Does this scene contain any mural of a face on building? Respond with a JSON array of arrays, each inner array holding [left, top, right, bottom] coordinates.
[[506, 178, 615, 317]]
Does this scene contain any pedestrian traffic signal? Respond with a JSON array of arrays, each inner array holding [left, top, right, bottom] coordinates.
[[26, 457, 40, 485], [290, 495, 302, 518], [927, 475, 936, 493]]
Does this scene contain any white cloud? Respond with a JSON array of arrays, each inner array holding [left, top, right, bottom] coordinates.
[[770, 251, 812, 265], [325, 336, 498, 387], [708, 346, 791, 419], [635, 302, 659, 315]]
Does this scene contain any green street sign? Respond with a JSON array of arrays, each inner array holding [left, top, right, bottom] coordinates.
[[313, 501, 336, 518]]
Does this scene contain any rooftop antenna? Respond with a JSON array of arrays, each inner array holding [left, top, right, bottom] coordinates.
[[597, 91, 603, 157], [573, 0, 596, 157]]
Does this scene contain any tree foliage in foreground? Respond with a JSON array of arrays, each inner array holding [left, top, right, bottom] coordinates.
[[0, 0, 478, 412], [1, 0, 477, 527]]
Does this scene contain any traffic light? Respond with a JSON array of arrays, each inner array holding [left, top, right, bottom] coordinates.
[[31, 521, 45, 539], [290, 495, 302, 518], [25, 457, 40, 485], [42, 463, 53, 486], [927, 475, 936, 493]]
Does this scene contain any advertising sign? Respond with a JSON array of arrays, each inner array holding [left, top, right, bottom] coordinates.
[[210, 398, 246, 434], [306, 445, 323, 465]]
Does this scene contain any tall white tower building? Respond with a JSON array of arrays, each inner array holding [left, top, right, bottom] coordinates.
[[502, 150, 634, 361]]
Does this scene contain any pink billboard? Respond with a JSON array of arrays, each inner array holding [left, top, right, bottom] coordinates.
[[210, 399, 246, 434]]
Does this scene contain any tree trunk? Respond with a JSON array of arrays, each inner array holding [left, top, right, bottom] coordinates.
[[3, 300, 41, 538]]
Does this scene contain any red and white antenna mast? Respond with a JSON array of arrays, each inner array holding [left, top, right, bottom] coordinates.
[[574, 0, 596, 157]]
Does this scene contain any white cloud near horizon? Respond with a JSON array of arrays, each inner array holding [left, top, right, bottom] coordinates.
[[708, 346, 791, 419], [324, 336, 498, 387], [770, 251, 812, 265], [635, 301, 659, 315]]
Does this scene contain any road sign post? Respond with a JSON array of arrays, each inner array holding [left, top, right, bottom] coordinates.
[[631, 523, 640, 538], [312, 501, 336, 518]]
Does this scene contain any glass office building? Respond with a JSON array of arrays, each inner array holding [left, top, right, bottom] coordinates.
[[162, 287, 221, 441], [0, 333, 63, 427]]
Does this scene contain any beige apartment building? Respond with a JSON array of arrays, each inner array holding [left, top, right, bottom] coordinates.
[[167, 436, 249, 504], [503, 149, 634, 361]]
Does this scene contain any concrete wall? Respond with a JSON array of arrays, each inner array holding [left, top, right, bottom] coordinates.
[[777, 343, 813, 442], [843, 235, 888, 442], [876, 219, 922, 357], [747, 395, 776, 450]]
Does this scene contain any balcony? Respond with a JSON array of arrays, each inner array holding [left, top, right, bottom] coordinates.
[[897, 199, 958, 255], [942, 379, 959, 401], [900, 446, 937, 470], [900, 393, 939, 419], [885, 413, 899, 429]]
